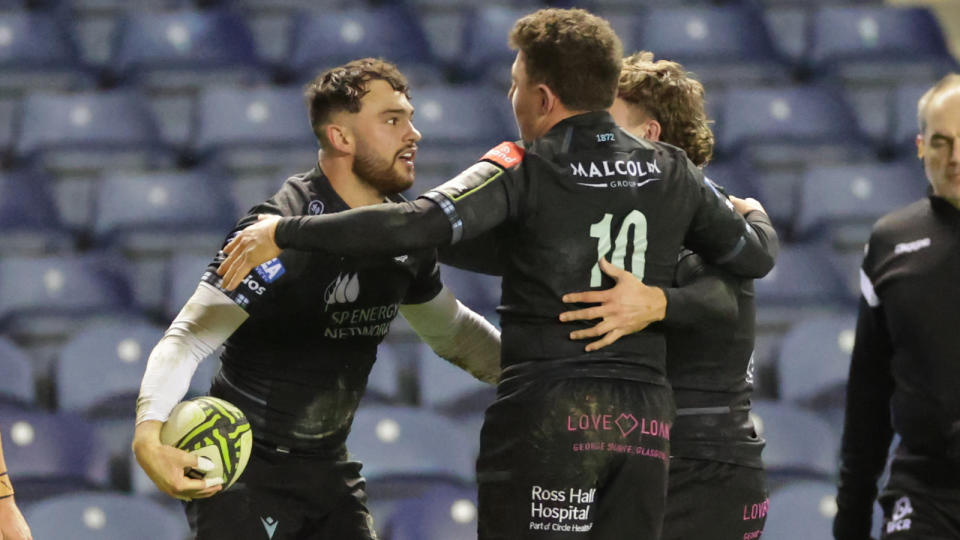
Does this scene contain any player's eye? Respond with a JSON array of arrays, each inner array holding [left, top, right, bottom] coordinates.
[[387, 117, 398, 125]]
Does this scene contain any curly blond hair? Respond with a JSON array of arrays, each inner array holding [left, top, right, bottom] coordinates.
[[617, 52, 714, 166]]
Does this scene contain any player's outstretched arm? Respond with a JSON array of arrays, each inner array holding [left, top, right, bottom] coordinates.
[[400, 287, 501, 384], [133, 282, 248, 500], [0, 431, 32, 540]]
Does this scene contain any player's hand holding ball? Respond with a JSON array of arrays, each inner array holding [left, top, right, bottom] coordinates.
[[133, 397, 253, 501]]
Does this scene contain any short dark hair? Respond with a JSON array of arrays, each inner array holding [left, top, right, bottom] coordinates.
[[304, 58, 410, 148], [508, 8, 622, 111], [618, 51, 714, 166], [917, 72, 960, 134]]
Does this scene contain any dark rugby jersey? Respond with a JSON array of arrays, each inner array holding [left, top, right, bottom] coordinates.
[[836, 196, 960, 536], [202, 166, 442, 454], [664, 250, 764, 468], [276, 112, 777, 384]]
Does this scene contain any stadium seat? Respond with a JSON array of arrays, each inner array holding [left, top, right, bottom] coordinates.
[[415, 343, 495, 416], [750, 400, 838, 481], [762, 480, 837, 540], [890, 81, 933, 154], [0, 253, 132, 339], [163, 252, 216, 320], [0, 337, 35, 406], [0, 168, 72, 253], [715, 85, 868, 161], [754, 242, 848, 307], [55, 319, 164, 414], [438, 264, 501, 316], [702, 159, 760, 201], [458, 5, 529, 84], [91, 169, 236, 252], [777, 312, 857, 413], [0, 11, 93, 96], [285, 6, 440, 86], [628, 6, 791, 89], [23, 491, 189, 540], [794, 161, 925, 246], [385, 483, 479, 540], [107, 9, 263, 88], [367, 342, 406, 405], [808, 6, 957, 83], [190, 85, 317, 175], [14, 89, 175, 174], [0, 406, 110, 501], [347, 405, 476, 483], [410, 84, 515, 178]]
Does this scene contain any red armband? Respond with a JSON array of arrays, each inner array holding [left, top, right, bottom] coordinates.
[[481, 142, 524, 169]]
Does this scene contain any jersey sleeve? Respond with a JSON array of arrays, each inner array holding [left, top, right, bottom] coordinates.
[[438, 227, 508, 276], [201, 203, 290, 314], [834, 241, 895, 540], [681, 160, 779, 278], [420, 142, 526, 245], [661, 251, 739, 328], [402, 250, 444, 305]]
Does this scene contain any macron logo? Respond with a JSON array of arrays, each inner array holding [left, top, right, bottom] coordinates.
[[260, 516, 278, 539], [894, 237, 931, 255]]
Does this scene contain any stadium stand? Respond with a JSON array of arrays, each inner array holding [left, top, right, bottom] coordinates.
[[384, 483, 479, 540], [762, 480, 838, 540], [0, 337, 35, 406], [751, 399, 839, 484], [0, 168, 73, 253], [23, 491, 189, 540]]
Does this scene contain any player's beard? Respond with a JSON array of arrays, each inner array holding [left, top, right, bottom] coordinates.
[[353, 139, 414, 196]]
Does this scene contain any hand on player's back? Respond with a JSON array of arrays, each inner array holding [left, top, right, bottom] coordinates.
[[217, 215, 283, 291], [728, 195, 766, 216], [559, 258, 667, 351]]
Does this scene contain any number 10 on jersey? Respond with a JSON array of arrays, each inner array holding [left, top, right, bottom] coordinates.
[[589, 210, 648, 286]]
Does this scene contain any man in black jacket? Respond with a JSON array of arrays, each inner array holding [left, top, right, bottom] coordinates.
[[834, 73, 960, 540]]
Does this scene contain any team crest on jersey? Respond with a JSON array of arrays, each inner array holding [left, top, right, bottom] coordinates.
[[325, 272, 360, 306], [255, 258, 285, 283], [308, 200, 325, 215], [481, 141, 524, 169], [886, 496, 913, 534]]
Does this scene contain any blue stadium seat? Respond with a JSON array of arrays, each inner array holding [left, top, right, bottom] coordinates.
[[458, 5, 528, 84], [368, 342, 406, 405], [411, 84, 515, 178], [190, 85, 317, 173], [55, 319, 164, 414], [750, 400, 838, 480], [702, 159, 760, 201], [890, 81, 932, 154], [0, 168, 72, 253], [715, 85, 867, 160], [347, 405, 476, 483], [415, 343, 495, 416], [92, 169, 236, 252], [14, 89, 174, 172], [794, 161, 925, 246], [777, 312, 857, 412], [23, 491, 189, 540], [107, 9, 263, 88], [0, 406, 110, 501], [754, 242, 850, 330], [0, 337, 34, 406], [286, 6, 440, 85], [164, 252, 216, 320], [0, 11, 92, 95], [628, 6, 791, 88], [0, 253, 132, 337], [808, 6, 956, 82], [385, 483, 479, 540], [762, 480, 837, 540]]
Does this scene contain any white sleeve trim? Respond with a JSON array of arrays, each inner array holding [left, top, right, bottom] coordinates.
[[136, 282, 248, 424], [400, 286, 501, 384], [860, 268, 880, 308]]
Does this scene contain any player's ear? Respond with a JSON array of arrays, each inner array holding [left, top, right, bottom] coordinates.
[[537, 83, 558, 115], [325, 123, 353, 154], [643, 119, 662, 142], [916, 134, 925, 160]]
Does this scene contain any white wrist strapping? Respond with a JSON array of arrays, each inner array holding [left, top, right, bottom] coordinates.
[[400, 286, 501, 384], [135, 282, 248, 424]]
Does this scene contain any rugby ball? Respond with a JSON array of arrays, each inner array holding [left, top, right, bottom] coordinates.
[[160, 396, 253, 490]]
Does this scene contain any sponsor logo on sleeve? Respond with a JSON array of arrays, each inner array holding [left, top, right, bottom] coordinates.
[[481, 142, 524, 169], [255, 259, 285, 283], [308, 200, 325, 215]]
